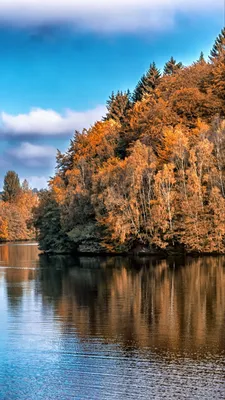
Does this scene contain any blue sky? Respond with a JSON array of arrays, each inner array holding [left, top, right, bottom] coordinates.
[[0, 0, 224, 189]]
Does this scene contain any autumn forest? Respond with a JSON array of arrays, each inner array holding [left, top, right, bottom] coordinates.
[[2, 29, 225, 255]]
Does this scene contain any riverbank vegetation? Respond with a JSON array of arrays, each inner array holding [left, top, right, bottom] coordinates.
[[0, 171, 38, 241], [17, 29, 225, 253]]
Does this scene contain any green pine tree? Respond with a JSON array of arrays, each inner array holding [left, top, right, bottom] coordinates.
[[210, 27, 225, 61], [2, 171, 21, 203], [33, 190, 71, 252], [163, 56, 183, 75], [197, 52, 205, 64], [133, 62, 161, 102], [132, 74, 146, 102], [104, 90, 131, 124]]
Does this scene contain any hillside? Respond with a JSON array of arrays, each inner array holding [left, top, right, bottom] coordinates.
[[34, 29, 225, 254]]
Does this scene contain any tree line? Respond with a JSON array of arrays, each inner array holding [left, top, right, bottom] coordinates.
[[0, 171, 38, 241], [30, 28, 225, 253]]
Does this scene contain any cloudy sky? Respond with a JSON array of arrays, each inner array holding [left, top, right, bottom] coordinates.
[[0, 0, 224, 189]]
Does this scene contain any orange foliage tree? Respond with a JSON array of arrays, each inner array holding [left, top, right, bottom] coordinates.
[[0, 176, 38, 242]]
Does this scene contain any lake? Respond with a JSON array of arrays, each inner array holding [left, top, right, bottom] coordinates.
[[0, 243, 225, 399]]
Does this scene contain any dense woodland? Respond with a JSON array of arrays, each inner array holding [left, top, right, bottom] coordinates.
[[5, 28, 225, 254], [0, 171, 38, 241]]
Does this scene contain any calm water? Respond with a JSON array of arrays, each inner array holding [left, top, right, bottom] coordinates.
[[0, 243, 225, 399]]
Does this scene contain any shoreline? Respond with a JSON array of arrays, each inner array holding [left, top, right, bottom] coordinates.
[[2, 241, 225, 258], [41, 248, 225, 258]]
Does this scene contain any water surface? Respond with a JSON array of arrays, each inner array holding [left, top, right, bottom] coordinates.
[[0, 243, 225, 399]]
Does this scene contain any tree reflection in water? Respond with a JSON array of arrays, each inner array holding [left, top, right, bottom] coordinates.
[[38, 254, 225, 358]]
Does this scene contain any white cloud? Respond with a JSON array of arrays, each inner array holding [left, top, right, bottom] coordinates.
[[0, 0, 222, 33], [21, 175, 48, 190], [9, 142, 56, 159], [0, 106, 106, 137], [8, 142, 57, 167]]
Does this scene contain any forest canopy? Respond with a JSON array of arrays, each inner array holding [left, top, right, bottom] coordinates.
[[9, 28, 225, 254]]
